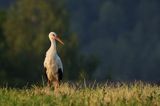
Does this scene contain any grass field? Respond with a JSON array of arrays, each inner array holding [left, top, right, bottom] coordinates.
[[0, 81, 160, 106]]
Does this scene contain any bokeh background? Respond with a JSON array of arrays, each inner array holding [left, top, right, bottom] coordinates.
[[0, 0, 160, 87]]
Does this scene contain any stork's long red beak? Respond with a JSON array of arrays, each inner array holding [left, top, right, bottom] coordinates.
[[55, 36, 64, 45]]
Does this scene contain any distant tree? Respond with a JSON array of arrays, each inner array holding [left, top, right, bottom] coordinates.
[[3, 0, 70, 86]]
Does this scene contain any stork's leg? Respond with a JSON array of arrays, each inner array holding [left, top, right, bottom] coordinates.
[[54, 80, 59, 93], [47, 80, 51, 87]]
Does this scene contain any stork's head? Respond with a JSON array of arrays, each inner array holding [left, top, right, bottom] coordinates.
[[49, 32, 64, 45]]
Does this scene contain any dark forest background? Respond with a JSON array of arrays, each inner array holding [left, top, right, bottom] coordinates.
[[0, 0, 160, 87]]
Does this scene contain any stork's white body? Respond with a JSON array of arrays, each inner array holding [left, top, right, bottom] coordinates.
[[44, 41, 63, 81], [43, 32, 63, 89]]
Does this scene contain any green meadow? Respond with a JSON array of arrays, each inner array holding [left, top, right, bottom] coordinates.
[[0, 82, 159, 106]]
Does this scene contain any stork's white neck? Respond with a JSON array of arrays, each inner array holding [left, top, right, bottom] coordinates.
[[50, 40, 57, 54]]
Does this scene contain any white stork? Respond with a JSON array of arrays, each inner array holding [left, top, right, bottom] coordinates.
[[44, 32, 64, 91]]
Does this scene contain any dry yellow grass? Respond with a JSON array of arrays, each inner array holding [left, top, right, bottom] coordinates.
[[0, 81, 160, 106]]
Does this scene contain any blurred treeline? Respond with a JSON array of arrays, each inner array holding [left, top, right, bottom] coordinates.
[[68, 0, 160, 82], [0, 0, 98, 87], [0, 0, 160, 86]]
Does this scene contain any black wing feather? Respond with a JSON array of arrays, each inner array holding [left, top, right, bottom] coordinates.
[[58, 68, 63, 82], [43, 67, 48, 81]]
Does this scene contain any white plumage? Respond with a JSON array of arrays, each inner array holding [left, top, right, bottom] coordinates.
[[44, 32, 64, 91]]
